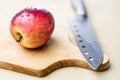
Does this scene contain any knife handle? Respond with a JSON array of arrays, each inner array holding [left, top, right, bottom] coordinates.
[[71, 0, 87, 17]]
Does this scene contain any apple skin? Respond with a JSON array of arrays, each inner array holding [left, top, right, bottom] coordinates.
[[10, 8, 54, 49]]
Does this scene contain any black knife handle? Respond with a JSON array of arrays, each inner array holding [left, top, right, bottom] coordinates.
[[71, 0, 87, 17]]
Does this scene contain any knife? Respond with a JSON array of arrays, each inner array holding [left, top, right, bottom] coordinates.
[[69, 0, 103, 70]]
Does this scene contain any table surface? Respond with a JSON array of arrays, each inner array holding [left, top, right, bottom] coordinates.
[[0, 0, 120, 80]]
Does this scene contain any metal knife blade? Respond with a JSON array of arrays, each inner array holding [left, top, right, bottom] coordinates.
[[69, 0, 103, 70]]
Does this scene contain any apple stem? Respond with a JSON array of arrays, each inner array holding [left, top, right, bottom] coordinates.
[[16, 33, 22, 42]]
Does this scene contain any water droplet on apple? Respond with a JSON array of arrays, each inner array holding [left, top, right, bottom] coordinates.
[[21, 15, 24, 18], [26, 14, 30, 17], [28, 19, 31, 21]]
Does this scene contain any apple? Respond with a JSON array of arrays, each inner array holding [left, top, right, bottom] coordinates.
[[10, 8, 55, 49]]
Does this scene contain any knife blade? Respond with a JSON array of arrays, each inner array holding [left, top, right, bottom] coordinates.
[[69, 0, 103, 70]]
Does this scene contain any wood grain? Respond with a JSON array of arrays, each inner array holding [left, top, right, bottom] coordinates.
[[0, 26, 109, 77]]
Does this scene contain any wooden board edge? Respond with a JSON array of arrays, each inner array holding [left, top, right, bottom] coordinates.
[[0, 56, 110, 77]]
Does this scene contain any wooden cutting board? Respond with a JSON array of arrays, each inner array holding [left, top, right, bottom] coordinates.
[[0, 24, 109, 77]]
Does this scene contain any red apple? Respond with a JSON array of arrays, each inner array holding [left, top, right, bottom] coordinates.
[[10, 8, 54, 49]]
